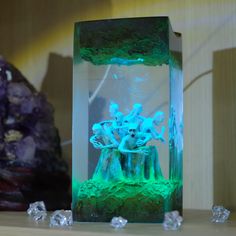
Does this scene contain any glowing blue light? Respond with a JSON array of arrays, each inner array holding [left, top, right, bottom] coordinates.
[[110, 57, 144, 66], [134, 76, 145, 82], [112, 74, 119, 80]]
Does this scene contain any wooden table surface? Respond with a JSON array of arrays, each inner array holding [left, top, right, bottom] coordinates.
[[0, 210, 235, 236]]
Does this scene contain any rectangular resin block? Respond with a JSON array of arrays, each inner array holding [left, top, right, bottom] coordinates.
[[72, 17, 183, 223]]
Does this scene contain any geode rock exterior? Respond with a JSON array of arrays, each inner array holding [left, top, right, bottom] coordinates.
[[0, 58, 70, 210]]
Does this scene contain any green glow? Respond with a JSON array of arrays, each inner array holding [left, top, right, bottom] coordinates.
[[73, 146, 182, 222], [73, 178, 181, 222], [76, 17, 169, 66], [73, 17, 183, 223]]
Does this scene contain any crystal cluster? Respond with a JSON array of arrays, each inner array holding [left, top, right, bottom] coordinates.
[[211, 205, 230, 223], [0, 58, 70, 210], [50, 210, 73, 227], [110, 216, 128, 229], [163, 211, 183, 230], [27, 201, 47, 221]]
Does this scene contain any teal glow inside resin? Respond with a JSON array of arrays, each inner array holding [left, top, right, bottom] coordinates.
[[73, 17, 183, 223]]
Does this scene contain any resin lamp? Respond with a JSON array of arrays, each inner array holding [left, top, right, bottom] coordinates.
[[72, 17, 183, 223]]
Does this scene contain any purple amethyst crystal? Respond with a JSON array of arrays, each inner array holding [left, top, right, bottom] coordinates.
[[7, 82, 32, 105], [0, 58, 70, 210]]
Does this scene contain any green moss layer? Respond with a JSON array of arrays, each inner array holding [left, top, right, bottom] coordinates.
[[75, 17, 170, 66], [73, 179, 181, 222]]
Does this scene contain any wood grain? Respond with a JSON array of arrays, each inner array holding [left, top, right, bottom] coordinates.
[[0, 211, 235, 236]]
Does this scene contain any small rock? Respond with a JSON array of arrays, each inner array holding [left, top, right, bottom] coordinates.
[[211, 205, 230, 223], [27, 201, 47, 221], [110, 216, 128, 229], [50, 210, 73, 227], [163, 210, 183, 230]]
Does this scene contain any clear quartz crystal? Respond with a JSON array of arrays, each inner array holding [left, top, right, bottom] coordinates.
[[110, 216, 128, 229], [211, 205, 230, 223], [27, 201, 47, 221], [163, 210, 183, 230], [50, 210, 73, 227]]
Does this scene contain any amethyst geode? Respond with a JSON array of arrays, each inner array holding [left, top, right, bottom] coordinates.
[[0, 58, 70, 210]]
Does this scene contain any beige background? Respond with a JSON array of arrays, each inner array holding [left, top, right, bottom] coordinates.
[[0, 0, 236, 210]]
